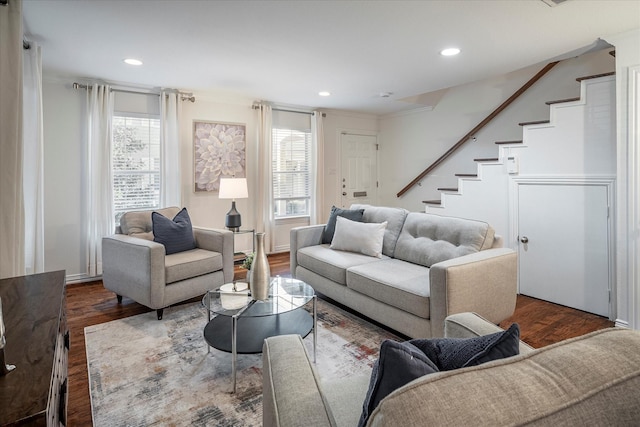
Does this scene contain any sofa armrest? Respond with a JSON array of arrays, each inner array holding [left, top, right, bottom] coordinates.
[[102, 234, 166, 308], [429, 248, 517, 337], [263, 335, 335, 427], [290, 225, 325, 279], [445, 312, 535, 354], [193, 227, 234, 283]]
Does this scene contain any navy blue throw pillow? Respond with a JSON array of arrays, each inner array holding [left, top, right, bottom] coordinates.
[[357, 340, 439, 427], [411, 323, 521, 371], [358, 324, 520, 427], [152, 207, 196, 255], [322, 206, 365, 244]]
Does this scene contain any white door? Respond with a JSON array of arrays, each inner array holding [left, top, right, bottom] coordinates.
[[340, 133, 378, 208], [518, 183, 610, 317]]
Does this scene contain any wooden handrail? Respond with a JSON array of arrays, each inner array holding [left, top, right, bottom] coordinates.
[[396, 61, 559, 198]]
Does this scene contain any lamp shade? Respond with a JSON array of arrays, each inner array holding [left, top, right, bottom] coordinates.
[[219, 178, 248, 199]]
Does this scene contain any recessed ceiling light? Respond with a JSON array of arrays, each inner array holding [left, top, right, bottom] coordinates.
[[440, 48, 461, 57], [318, 91, 331, 97], [124, 58, 143, 66]]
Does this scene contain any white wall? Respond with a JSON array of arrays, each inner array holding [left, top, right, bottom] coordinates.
[[42, 80, 86, 282], [377, 48, 616, 212]]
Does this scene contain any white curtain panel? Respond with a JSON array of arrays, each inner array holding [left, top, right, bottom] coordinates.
[[22, 43, 45, 274], [160, 91, 182, 207], [0, 0, 25, 279], [256, 104, 274, 252], [85, 84, 114, 277], [311, 111, 325, 225]]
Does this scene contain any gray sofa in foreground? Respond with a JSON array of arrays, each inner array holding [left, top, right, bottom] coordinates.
[[291, 205, 517, 338], [263, 314, 640, 427]]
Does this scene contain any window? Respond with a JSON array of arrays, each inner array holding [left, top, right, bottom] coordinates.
[[272, 127, 311, 218], [112, 114, 161, 224]]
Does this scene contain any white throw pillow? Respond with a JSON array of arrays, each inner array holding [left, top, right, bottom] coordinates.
[[330, 216, 388, 258]]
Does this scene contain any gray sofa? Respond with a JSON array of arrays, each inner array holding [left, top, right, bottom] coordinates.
[[263, 314, 640, 427], [291, 205, 517, 338], [102, 207, 234, 319]]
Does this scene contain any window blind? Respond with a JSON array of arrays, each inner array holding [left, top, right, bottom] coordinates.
[[272, 127, 312, 217], [112, 115, 161, 223]]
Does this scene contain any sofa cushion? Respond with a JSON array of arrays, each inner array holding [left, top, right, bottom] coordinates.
[[367, 329, 640, 427], [119, 206, 181, 236], [358, 340, 439, 427], [298, 244, 386, 285], [152, 207, 197, 255], [331, 217, 387, 258], [347, 259, 431, 318], [165, 248, 223, 284], [351, 204, 408, 258], [394, 212, 495, 268], [322, 205, 365, 244]]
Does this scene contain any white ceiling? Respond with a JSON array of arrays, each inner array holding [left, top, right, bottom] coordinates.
[[22, 0, 640, 115]]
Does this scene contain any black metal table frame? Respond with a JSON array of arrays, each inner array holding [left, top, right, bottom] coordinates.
[[203, 282, 317, 393]]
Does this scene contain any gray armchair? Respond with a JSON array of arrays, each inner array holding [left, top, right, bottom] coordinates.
[[102, 207, 234, 319]]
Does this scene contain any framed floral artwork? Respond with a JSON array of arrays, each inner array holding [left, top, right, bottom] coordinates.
[[193, 121, 246, 192]]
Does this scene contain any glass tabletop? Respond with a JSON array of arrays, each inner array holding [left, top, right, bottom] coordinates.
[[202, 276, 314, 318]]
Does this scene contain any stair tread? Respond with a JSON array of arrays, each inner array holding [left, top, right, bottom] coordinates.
[[495, 140, 523, 145], [474, 157, 499, 162], [422, 200, 442, 205], [437, 187, 459, 192], [455, 173, 478, 177], [519, 120, 550, 126], [546, 97, 580, 105], [576, 71, 615, 82]]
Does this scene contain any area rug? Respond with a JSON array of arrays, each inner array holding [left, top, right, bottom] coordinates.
[[85, 299, 400, 426]]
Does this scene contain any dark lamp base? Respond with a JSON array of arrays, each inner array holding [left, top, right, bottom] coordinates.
[[225, 201, 242, 232]]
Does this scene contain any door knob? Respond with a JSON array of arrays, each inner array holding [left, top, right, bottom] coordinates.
[[520, 236, 529, 244], [342, 192, 347, 196]]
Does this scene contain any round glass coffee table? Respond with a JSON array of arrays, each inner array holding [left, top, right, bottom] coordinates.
[[202, 276, 316, 392]]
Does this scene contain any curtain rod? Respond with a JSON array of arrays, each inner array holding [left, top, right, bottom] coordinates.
[[341, 132, 376, 137], [252, 105, 326, 117], [4, 0, 30, 48], [72, 82, 195, 102]]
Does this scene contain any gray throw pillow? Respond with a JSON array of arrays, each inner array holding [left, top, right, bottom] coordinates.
[[322, 206, 365, 244], [152, 207, 196, 255], [358, 323, 520, 427]]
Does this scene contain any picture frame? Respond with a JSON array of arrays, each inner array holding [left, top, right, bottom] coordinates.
[[193, 120, 246, 192]]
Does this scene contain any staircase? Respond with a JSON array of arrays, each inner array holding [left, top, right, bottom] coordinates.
[[422, 71, 616, 238]]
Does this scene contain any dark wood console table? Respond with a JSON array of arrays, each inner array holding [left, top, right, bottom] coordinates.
[[0, 271, 68, 426]]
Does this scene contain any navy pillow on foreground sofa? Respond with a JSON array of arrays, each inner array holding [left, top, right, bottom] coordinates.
[[152, 207, 196, 255], [358, 323, 521, 427]]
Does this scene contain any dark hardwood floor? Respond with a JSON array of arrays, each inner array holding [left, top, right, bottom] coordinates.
[[65, 252, 613, 426]]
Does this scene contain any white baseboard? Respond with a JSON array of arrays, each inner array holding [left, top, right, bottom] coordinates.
[[615, 319, 630, 329], [65, 273, 101, 285]]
